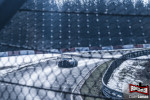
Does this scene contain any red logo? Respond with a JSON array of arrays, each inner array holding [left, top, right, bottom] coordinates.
[[129, 83, 149, 95]]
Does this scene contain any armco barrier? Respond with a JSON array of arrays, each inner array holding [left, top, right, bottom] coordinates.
[[0, 43, 150, 57], [102, 49, 150, 99]]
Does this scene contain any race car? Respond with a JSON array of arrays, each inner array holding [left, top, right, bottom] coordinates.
[[58, 57, 78, 68]]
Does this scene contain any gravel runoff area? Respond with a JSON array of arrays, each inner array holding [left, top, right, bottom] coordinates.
[[80, 61, 112, 100]]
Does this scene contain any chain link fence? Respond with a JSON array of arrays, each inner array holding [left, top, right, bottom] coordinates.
[[0, 0, 150, 100]]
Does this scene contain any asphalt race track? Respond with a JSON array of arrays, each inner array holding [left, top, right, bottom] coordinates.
[[0, 52, 122, 100]]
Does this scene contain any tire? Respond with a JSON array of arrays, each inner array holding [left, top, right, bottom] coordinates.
[[74, 61, 78, 66]]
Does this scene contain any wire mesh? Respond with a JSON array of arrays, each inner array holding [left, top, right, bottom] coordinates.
[[0, 0, 150, 100]]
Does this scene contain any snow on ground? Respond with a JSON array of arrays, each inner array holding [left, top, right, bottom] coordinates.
[[0, 54, 60, 67], [64, 51, 122, 59], [107, 55, 150, 93], [64, 52, 80, 55], [0, 50, 122, 70], [0, 54, 60, 76]]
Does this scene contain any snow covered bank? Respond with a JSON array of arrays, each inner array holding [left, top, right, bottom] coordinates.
[[0, 54, 60, 76], [107, 55, 150, 93], [0, 54, 60, 67]]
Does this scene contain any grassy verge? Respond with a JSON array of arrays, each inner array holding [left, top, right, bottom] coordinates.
[[80, 60, 112, 100]]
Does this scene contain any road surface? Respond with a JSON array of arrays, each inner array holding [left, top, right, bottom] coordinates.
[[0, 52, 122, 100]]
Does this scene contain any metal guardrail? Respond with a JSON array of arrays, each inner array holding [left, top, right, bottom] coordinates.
[[102, 49, 150, 99]]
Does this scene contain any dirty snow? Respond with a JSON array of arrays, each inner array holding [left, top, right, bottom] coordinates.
[[107, 55, 150, 92]]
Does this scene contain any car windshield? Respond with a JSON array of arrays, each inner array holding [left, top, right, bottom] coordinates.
[[63, 58, 72, 60]]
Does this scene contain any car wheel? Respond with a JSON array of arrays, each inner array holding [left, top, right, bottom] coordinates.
[[74, 61, 78, 66]]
